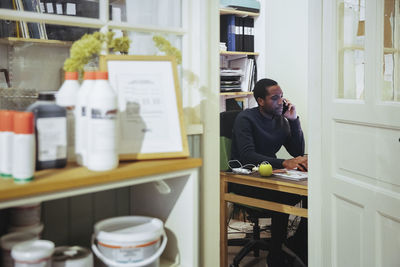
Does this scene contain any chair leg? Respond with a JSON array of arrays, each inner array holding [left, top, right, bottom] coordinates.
[[232, 240, 258, 266], [252, 220, 260, 257]]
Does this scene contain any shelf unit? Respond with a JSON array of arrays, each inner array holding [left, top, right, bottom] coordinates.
[[0, 2, 209, 265], [219, 8, 259, 17], [0, 37, 72, 47], [220, 91, 253, 96], [0, 158, 201, 205], [0, 158, 202, 267], [219, 8, 259, 112], [220, 51, 259, 56]]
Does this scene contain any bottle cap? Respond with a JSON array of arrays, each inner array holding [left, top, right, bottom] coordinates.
[[38, 91, 56, 101], [64, 72, 79, 80], [13, 112, 34, 134], [0, 110, 15, 132], [96, 71, 108, 80], [83, 72, 96, 80]]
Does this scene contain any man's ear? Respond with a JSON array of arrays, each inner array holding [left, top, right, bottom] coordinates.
[[257, 97, 264, 107]]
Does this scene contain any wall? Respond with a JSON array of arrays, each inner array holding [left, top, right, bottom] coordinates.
[[262, 0, 309, 157]]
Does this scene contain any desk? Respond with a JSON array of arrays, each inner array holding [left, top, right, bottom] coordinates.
[[220, 171, 308, 267]]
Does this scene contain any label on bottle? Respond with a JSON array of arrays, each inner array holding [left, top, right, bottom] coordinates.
[[91, 108, 117, 120], [37, 117, 67, 161], [90, 108, 117, 151]]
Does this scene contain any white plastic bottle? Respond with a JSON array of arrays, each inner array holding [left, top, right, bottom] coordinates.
[[0, 110, 14, 179], [75, 71, 95, 166], [11, 240, 54, 267], [87, 72, 118, 171], [56, 71, 80, 162], [12, 112, 35, 184]]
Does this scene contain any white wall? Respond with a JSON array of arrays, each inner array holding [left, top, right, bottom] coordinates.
[[262, 0, 309, 157]]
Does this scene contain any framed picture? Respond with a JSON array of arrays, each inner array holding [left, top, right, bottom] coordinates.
[[99, 55, 189, 160]]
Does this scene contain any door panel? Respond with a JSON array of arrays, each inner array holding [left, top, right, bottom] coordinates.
[[334, 122, 400, 186], [377, 213, 400, 267], [332, 195, 363, 267]]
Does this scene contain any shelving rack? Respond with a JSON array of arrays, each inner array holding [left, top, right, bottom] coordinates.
[[219, 8, 259, 111]]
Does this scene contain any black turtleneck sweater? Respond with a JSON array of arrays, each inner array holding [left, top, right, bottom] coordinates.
[[231, 107, 304, 169]]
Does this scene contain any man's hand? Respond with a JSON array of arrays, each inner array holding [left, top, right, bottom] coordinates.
[[283, 99, 297, 120], [282, 155, 308, 171]]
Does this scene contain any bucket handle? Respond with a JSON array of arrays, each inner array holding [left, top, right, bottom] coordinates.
[[91, 231, 167, 267]]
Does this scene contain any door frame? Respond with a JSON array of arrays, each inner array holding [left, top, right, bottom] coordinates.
[[308, 0, 324, 266]]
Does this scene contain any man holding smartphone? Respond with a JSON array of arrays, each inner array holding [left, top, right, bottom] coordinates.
[[230, 78, 308, 266]]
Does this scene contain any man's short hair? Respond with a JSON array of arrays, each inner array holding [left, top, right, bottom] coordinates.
[[253, 78, 278, 102]]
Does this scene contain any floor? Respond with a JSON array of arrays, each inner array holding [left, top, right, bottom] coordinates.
[[227, 245, 268, 267], [226, 216, 302, 267], [227, 219, 270, 267]]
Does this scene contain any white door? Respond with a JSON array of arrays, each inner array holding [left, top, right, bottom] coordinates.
[[309, 0, 400, 266]]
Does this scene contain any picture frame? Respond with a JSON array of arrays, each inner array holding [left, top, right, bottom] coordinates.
[[99, 55, 189, 160]]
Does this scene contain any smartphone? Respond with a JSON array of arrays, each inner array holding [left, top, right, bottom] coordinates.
[[282, 99, 289, 115]]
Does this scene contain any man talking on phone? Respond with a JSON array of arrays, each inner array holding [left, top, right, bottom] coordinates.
[[230, 78, 308, 266]]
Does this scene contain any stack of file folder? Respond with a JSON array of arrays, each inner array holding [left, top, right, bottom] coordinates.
[[220, 69, 242, 92]]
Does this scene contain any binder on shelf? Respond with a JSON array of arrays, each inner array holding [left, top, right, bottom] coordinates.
[[250, 58, 257, 91], [220, 14, 236, 51], [235, 16, 242, 51], [243, 17, 254, 52], [22, 0, 42, 39], [15, 0, 30, 38]]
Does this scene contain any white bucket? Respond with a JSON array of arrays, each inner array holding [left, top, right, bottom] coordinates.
[[52, 246, 93, 267], [91, 216, 167, 267], [1, 232, 39, 267], [11, 239, 54, 267]]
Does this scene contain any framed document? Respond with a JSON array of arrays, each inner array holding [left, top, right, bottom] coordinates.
[[99, 55, 189, 160]]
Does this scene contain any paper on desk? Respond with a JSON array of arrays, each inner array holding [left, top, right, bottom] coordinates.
[[273, 170, 307, 181]]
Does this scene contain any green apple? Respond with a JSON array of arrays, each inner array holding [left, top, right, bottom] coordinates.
[[258, 162, 273, 176]]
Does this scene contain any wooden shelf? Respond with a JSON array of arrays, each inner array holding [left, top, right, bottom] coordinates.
[[0, 37, 72, 47], [219, 8, 259, 17], [0, 158, 202, 203], [220, 91, 253, 96], [220, 51, 259, 56]]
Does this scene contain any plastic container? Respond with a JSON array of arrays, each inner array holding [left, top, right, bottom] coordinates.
[[9, 203, 41, 227], [87, 72, 118, 171], [27, 92, 67, 170], [1, 232, 38, 267], [8, 223, 44, 237], [0, 110, 14, 178], [11, 240, 54, 267], [75, 71, 95, 166], [56, 71, 80, 162], [52, 246, 93, 267], [92, 216, 167, 267], [12, 112, 35, 183]]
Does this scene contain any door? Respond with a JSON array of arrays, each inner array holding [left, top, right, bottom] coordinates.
[[309, 0, 400, 266]]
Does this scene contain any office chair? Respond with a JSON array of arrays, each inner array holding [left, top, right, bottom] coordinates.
[[220, 110, 271, 267]]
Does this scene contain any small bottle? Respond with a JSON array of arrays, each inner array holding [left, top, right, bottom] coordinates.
[[56, 71, 80, 162], [12, 112, 35, 183], [75, 71, 96, 166], [87, 71, 118, 171], [0, 110, 14, 179], [27, 92, 67, 170]]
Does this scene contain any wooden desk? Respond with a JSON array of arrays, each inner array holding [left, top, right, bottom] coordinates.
[[220, 171, 308, 267]]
